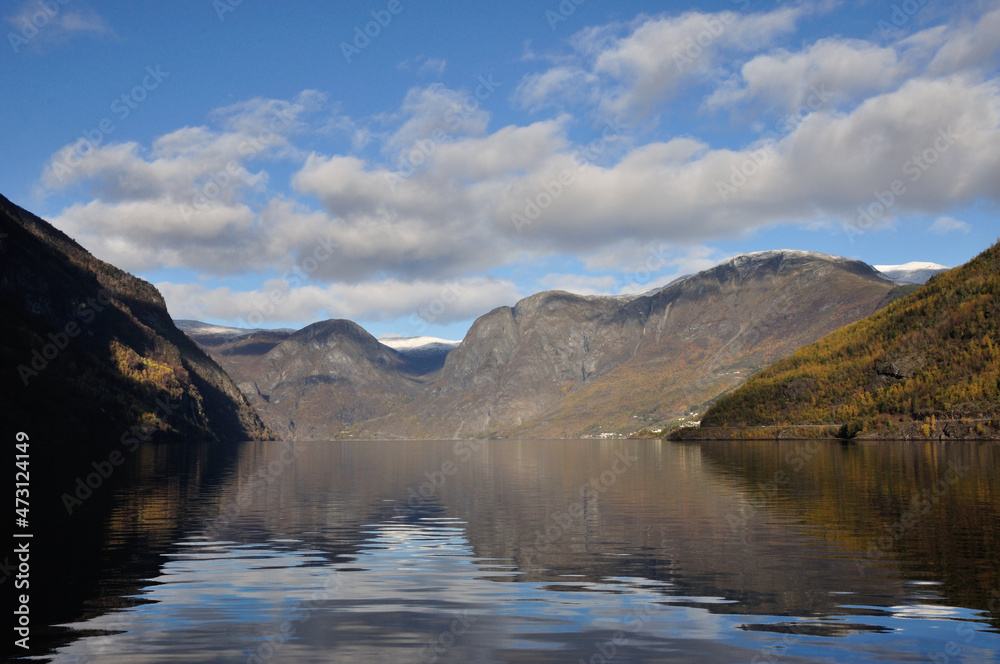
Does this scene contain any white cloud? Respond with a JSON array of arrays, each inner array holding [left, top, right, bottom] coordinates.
[[593, 7, 805, 118], [707, 39, 910, 114], [42, 91, 319, 201], [538, 273, 618, 295], [50, 198, 262, 273], [48, 73, 1000, 285], [33, 7, 1000, 329], [419, 57, 447, 76], [929, 5, 1000, 75], [383, 84, 492, 156], [928, 216, 971, 234], [500, 75, 1000, 249], [156, 276, 520, 328], [6, 2, 113, 50], [289, 119, 568, 281], [397, 55, 447, 75], [515, 6, 807, 119], [515, 67, 599, 112]]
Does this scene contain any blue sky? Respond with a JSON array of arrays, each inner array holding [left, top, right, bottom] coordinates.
[[2, 0, 998, 340]]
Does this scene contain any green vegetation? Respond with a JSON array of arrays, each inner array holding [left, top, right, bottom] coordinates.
[[698, 241, 1000, 438]]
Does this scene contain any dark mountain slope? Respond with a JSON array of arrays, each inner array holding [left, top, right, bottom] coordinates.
[[0, 194, 272, 443]]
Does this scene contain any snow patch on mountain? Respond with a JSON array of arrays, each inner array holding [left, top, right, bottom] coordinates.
[[175, 320, 294, 340], [874, 262, 949, 285], [379, 335, 461, 351]]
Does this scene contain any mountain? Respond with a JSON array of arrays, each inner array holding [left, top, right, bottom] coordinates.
[[184, 320, 451, 440], [357, 250, 903, 439], [688, 242, 1000, 439], [174, 320, 296, 344], [0, 195, 272, 443], [874, 261, 949, 285], [378, 335, 461, 375]]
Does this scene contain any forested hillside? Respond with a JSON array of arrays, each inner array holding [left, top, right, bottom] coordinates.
[[695, 242, 1000, 439]]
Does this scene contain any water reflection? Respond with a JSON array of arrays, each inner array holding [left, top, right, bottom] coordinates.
[[27, 440, 1000, 663]]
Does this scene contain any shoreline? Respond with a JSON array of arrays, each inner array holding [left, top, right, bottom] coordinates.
[[669, 419, 1000, 441]]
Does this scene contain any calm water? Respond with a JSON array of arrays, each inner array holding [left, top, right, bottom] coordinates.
[[16, 440, 1000, 663]]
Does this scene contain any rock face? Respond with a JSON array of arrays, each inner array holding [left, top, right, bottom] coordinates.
[[0, 195, 272, 443], [184, 320, 447, 440], [361, 250, 900, 439]]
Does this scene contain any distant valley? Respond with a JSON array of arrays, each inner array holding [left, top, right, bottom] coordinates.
[[177, 320, 458, 440], [184, 250, 919, 440]]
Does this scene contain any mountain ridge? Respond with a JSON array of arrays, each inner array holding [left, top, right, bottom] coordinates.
[[353, 250, 902, 439], [183, 318, 452, 440]]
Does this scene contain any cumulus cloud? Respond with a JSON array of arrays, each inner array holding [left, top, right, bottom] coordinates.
[[41, 92, 322, 274], [289, 119, 568, 281], [538, 273, 618, 295], [532, 76, 997, 245], [50, 198, 262, 273], [6, 2, 113, 50], [928, 216, 971, 234], [706, 39, 911, 114], [35, 6, 1000, 329], [929, 5, 1000, 75], [156, 276, 520, 328], [515, 6, 807, 119]]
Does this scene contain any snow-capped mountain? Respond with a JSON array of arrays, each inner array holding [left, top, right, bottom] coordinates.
[[874, 262, 949, 285], [174, 320, 295, 342], [378, 335, 461, 352]]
